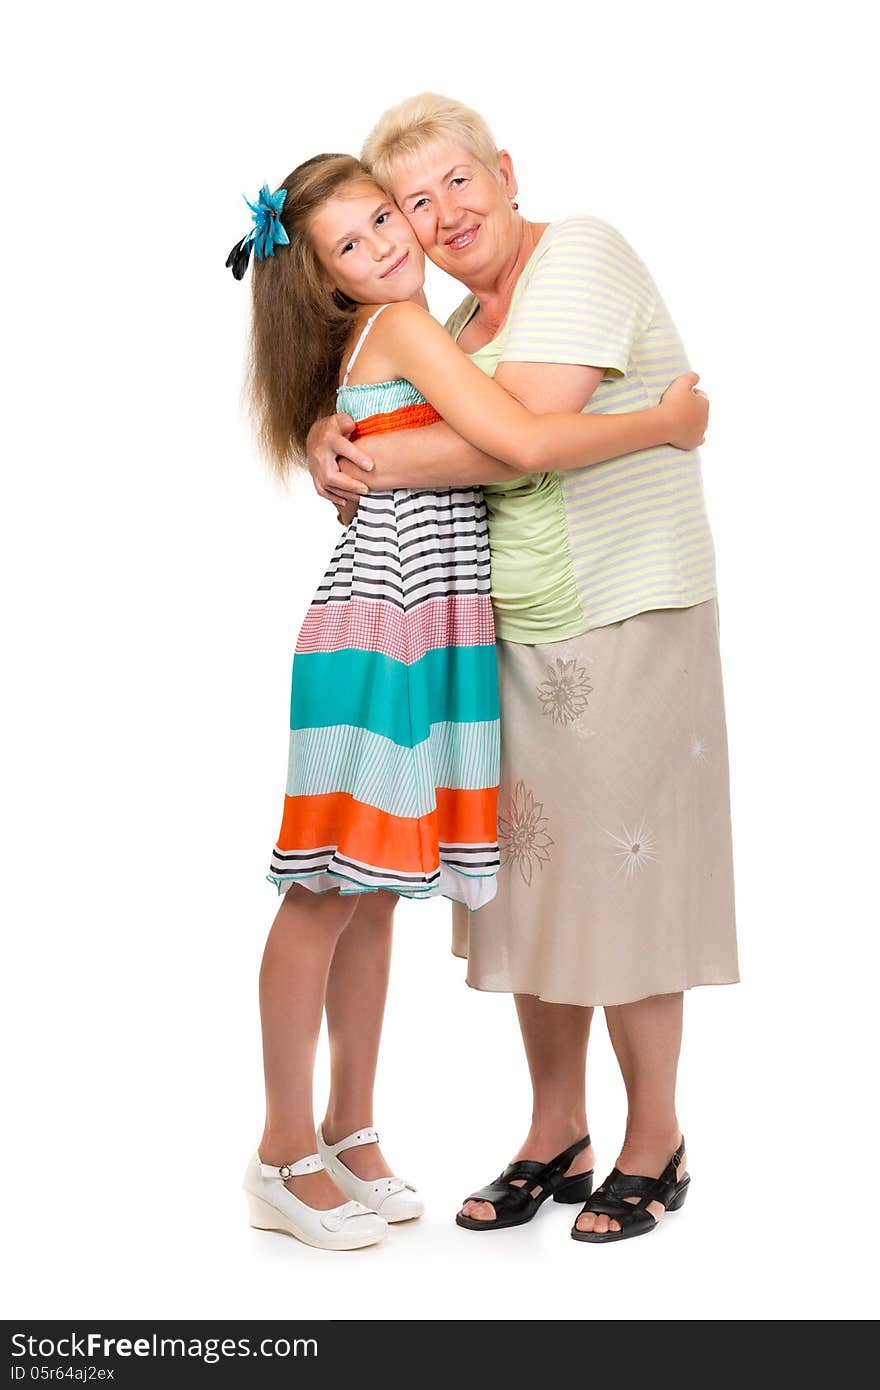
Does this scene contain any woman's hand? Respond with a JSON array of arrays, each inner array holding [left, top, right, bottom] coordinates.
[[305, 413, 375, 508], [659, 372, 709, 450]]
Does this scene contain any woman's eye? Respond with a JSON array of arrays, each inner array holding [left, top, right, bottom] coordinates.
[[411, 197, 428, 211], [451, 177, 468, 188]]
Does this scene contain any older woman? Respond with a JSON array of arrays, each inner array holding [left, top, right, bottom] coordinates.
[[307, 94, 738, 1243]]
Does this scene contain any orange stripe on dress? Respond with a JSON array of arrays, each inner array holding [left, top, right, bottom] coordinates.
[[278, 787, 499, 873], [350, 402, 442, 441]]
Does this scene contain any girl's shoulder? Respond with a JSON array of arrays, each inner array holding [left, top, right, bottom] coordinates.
[[340, 300, 436, 389], [370, 299, 431, 330], [346, 299, 430, 355], [354, 299, 439, 357]]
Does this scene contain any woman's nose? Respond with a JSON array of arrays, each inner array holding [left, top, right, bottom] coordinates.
[[435, 192, 462, 230]]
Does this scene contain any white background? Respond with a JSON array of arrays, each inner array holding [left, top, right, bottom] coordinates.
[[3, 0, 878, 1322]]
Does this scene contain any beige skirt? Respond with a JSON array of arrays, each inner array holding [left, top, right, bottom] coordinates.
[[452, 599, 739, 1006]]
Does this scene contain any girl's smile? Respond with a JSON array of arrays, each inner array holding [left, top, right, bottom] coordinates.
[[380, 249, 410, 278]]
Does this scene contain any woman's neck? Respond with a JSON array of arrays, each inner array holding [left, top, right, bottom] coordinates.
[[462, 218, 548, 334]]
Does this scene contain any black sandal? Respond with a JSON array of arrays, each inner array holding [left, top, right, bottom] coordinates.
[[571, 1136, 690, 1243], [456, 1135, 593, 1231]]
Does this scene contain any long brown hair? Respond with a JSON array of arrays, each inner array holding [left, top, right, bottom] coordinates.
[[247, 154, 375, 479]]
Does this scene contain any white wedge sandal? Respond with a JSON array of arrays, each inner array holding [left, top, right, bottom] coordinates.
[[317, 1127, 425, 1223], [242, 1152, 388, 1251]]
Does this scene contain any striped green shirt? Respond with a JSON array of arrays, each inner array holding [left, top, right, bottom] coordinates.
[[445, 215, 718, 643]]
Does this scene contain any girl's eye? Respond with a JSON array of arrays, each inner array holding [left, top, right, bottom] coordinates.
[[340, 241, 356, 255], [376, 211, 391, 226]]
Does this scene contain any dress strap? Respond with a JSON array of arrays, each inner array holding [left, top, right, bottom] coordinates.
[[342, 303, 392, 388]]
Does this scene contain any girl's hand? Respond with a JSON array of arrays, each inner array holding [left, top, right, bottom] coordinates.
[[659, 372, 709, 450], [336, 497, 359, 527], [305, 412, 374, 508]]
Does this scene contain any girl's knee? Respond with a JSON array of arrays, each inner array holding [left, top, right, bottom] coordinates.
[[350, 889, 398, 927], [281, 883, 359, 931]]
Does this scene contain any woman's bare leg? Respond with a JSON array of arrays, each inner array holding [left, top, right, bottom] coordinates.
[[461, 995, 596, 1220], [321, 890, 398, 1181], [258, 883, 360, 1209], [576, 991, 686, 1234]]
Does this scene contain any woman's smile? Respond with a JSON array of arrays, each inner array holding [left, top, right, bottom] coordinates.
[[445, 225, 480, 251]]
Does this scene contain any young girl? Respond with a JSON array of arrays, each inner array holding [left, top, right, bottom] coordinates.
[[232, 154, 708, 1251]]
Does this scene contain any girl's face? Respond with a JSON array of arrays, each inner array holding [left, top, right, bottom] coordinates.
[[311, 181, 426, 304], [387, 140, 518, 285]]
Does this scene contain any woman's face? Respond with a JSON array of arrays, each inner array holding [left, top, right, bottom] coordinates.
[[387, 139, 518, 284], [310, 180, 426, 304]]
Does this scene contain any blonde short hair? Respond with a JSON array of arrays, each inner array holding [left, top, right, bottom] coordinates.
[[360, 93, 500, 190]]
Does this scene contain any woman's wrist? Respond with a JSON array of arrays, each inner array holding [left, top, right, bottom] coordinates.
[[650, 399, 672, 445]]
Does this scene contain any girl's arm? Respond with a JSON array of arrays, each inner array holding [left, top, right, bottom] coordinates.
[[331, 371, 702, 495], [372, 301, 705, 476]]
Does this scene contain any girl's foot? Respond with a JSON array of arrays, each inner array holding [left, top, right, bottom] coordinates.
[[319, 1124, 424, 1222], [320, 1118, 396, 1183], [243, 1152, 387, 1250], [259, 1135, 352, 1210], [575, 1133, 687, 1236], [460, 1124, 595, 1223]]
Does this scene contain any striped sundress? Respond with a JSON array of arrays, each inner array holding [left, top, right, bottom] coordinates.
[[267, 309, 501, 908]]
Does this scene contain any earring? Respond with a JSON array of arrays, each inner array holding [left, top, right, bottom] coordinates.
[[511, 200, 519, 211]]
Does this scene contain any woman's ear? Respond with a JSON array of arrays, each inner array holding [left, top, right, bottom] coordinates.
[[496, 150, 518, 202]]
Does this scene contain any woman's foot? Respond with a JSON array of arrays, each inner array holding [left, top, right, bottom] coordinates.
[[575, 1132, 687, 1235], [460, 1124, 595, 1222]]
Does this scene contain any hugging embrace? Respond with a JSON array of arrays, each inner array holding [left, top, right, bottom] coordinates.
[[230, 93, 738, 1252]]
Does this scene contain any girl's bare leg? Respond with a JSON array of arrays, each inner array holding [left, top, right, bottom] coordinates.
[[321, 889, 398, 1181], [461, 995, 596, 1220], [258, 883, 360, 1209]]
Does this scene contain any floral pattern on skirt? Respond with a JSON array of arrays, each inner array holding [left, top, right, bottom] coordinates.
[[452, 599, 739, 1006]]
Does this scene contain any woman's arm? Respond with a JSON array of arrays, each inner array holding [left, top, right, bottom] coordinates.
[[375, 302, 705, 476]]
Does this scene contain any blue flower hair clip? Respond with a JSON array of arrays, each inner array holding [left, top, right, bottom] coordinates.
[[226, 184, 290, 280]]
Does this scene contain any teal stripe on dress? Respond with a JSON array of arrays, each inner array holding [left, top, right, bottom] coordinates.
[[427, 719, 501, 788], [290, 646, 499, 744], [286, 720, 501, 820], [337, 378, 426, 421]]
